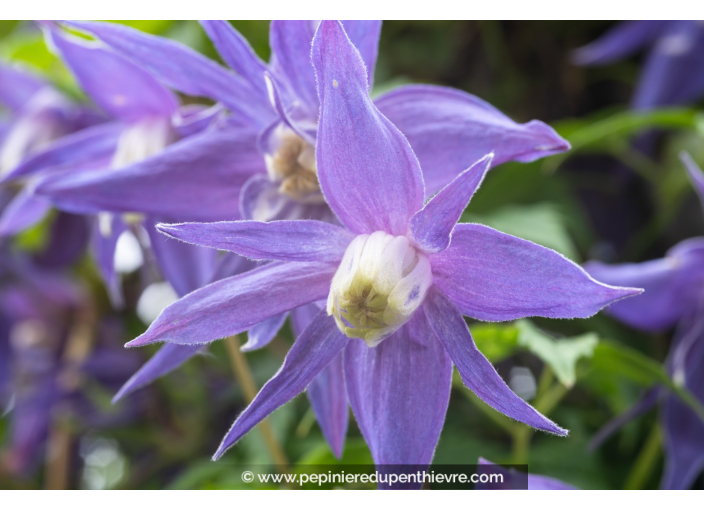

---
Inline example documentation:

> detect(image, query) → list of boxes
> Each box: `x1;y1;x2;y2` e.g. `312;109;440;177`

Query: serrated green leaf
515;320;598;388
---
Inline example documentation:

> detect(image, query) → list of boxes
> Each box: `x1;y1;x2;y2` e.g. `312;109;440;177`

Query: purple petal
145;218;218;297
307;350;348;458
291;302;321;337
63;20;273;127
409;154;492;253
241;312;289;352
239;173;336;223
127;261;336;347
199;21;268;91
340;21;382;88
269;21;321;121
112;343;203;403
632;21;704;109
477;459;578;490
157;219;352;263
572;21;667;65
45;27;179;123
35;127;262;222
374;85;570;195
0;62;47;113
682;151;704;211
661;314;704;489
430;223;642;321
0;187;52;237
344;311;452;466
214;312;348;459
2;122;121;182
424;285;567;435
312;20;424;235
583;239;704;331
91;214;126;307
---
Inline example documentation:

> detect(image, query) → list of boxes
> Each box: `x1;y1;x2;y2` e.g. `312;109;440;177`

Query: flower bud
327;231;433;347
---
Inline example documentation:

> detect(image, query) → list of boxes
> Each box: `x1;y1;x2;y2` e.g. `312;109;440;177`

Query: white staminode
264;126;324;203
0;89;69;176
111;117;174;169
327;231;433;347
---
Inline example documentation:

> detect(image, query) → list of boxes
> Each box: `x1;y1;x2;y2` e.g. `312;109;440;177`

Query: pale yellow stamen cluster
265;129;324;203
328;232;433;347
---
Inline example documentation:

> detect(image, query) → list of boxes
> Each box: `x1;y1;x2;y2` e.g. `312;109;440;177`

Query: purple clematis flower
0;61;102;236
476;458;578;490
574;21;704;110
127;22;639;475
584;152;704;490
29;20;572;454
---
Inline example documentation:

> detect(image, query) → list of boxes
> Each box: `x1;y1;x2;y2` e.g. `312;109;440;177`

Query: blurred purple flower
0;61;102;237
0;251;141;475
574;21;704;110
32;19;570;223
127;22;638;476
584;152;704;489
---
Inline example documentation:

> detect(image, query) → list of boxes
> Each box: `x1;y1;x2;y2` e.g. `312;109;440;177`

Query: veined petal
307;351;348;458
584;239;704;331
2;122;122;182
424;285;567;435
0;62;47;113
241;312;289;352
289;302;348;457
45;26;179;123
312;20;425;235
146;218;218;297
213;312;348;459
340;21;382;89
0;187;52;237
269;20;321;121
431;224;642;321
63;20;273;128
409;154;492;253
572;21;667;65
374;85;570;196
127;261;336;347
344;310;452;470
199;20;268;90
35;127;261;222
157;219;353;263
112;343;203;403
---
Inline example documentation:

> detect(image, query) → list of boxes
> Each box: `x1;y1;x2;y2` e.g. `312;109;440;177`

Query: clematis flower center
265;128;324;204
327;231;433;347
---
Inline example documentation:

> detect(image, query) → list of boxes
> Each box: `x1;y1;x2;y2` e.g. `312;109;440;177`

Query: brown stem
224;335;290;472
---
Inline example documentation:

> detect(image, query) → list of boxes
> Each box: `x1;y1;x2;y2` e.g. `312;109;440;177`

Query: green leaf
465;202;579;260
590;340;704;425
545;108;698;172
515;320;598;388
